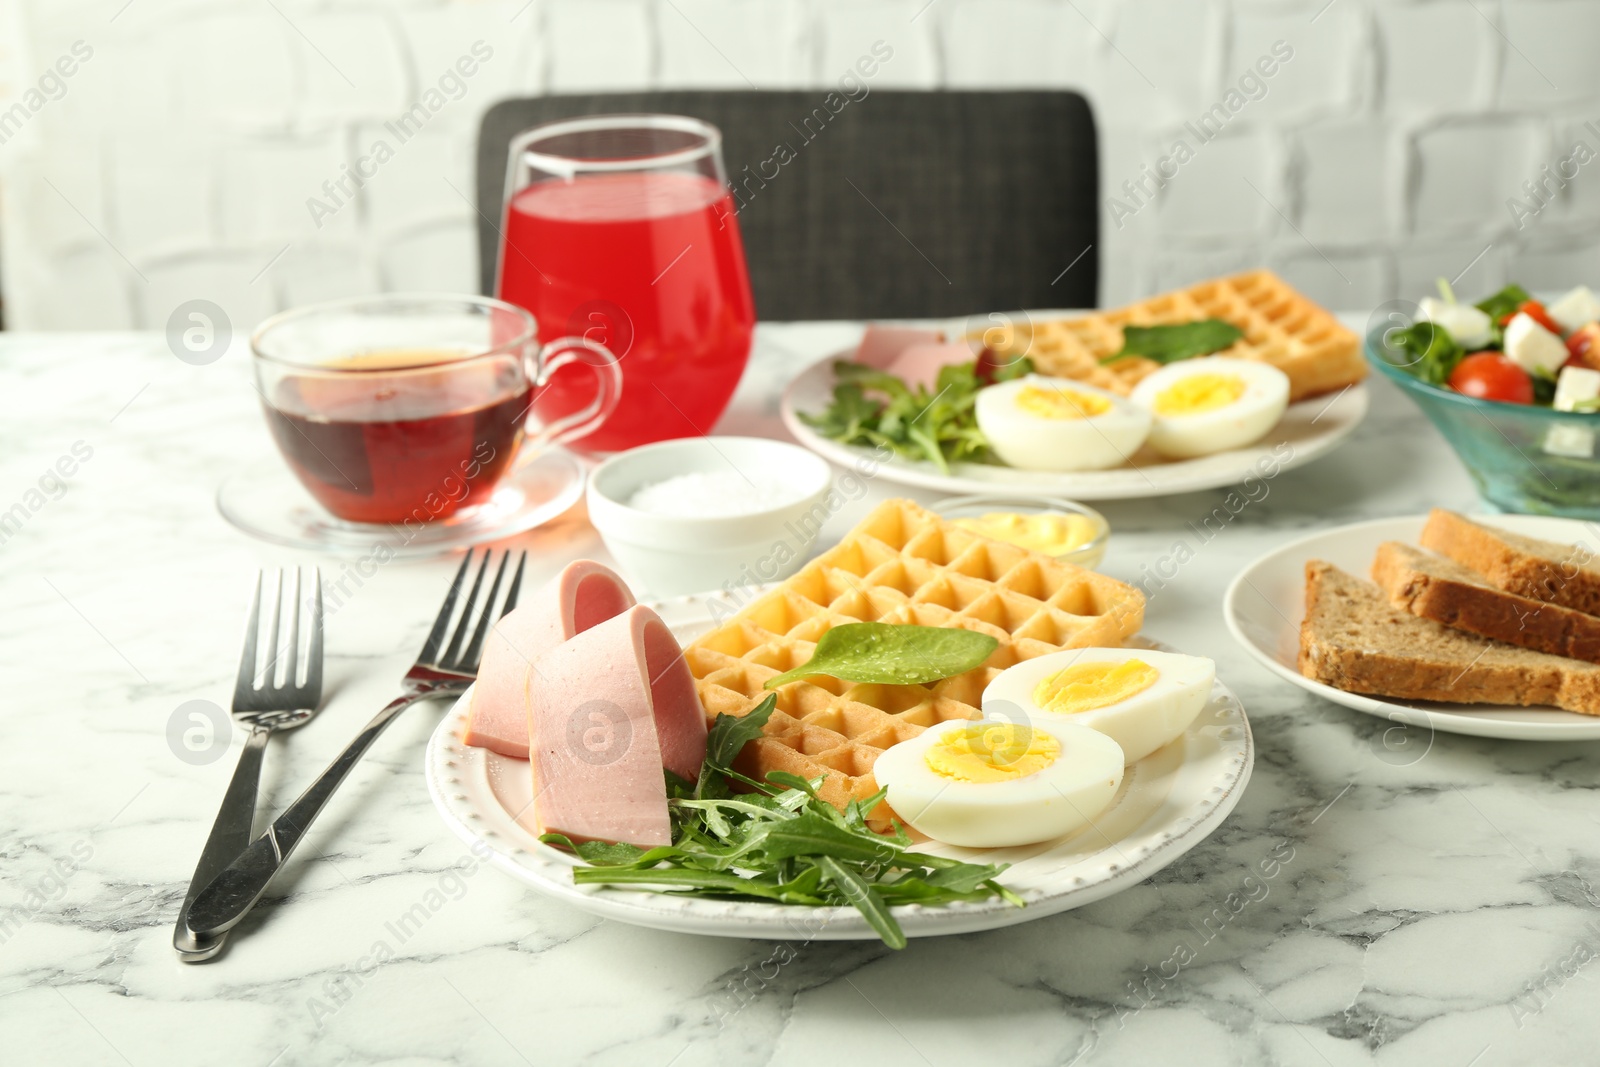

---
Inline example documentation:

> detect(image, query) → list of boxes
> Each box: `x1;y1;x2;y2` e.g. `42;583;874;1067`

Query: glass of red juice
497;114;756;454
250;294;620;526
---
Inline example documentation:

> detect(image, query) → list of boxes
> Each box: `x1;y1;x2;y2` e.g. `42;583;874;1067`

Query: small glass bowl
930;494;1110;569
1367;326;1600;517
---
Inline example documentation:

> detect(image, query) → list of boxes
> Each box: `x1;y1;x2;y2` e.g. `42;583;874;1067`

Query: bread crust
1372;542;1600;663
1421;509;1600;616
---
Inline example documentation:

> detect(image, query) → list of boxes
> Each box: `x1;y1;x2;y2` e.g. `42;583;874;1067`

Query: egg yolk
1015;385;1112;420
923;722;1061;783
1153;373;1246;415
1033;659;1159;714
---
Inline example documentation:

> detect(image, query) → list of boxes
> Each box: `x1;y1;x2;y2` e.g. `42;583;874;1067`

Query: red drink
499;171;755;453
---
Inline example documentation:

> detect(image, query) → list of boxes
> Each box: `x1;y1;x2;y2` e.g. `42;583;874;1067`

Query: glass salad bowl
1367;325;1600;518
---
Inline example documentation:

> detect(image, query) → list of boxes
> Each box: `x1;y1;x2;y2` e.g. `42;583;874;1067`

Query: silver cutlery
184;548;525;939
174;567;323;962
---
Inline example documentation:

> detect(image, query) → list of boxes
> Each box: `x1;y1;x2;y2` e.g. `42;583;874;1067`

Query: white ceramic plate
1224;513;1600;741
425;589;1255;941
778;355;1368;500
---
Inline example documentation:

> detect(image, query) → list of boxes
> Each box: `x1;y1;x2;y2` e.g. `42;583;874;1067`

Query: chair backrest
476;91;1099;321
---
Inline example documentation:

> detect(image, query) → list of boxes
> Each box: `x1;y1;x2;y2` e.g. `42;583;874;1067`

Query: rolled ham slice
462;560;634;759
853;323;943;370
528;605;706;847
885;341;977;390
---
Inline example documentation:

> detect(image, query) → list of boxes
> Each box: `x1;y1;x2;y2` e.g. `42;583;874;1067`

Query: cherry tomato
1448;352;1535;404
1567;323;1600;369
1499;300;1564;336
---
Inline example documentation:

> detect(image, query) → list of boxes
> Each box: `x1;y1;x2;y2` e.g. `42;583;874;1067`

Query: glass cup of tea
496;114;756;454
250;294;620;526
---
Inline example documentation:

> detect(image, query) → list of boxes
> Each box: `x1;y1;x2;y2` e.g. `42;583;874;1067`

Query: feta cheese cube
1504;312;1569;376
1548;286;1600;334
1553;364;1600;411
1544;424;1594;458
1420;297;1492;349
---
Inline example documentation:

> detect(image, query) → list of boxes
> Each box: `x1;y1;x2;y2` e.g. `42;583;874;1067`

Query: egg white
872;719;1125;848
976;375;1152;472
1128;357;1289;459
981;646;1214;764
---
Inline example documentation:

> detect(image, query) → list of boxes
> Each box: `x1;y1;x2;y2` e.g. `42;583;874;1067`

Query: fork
174;568;324;962
184;548;526;939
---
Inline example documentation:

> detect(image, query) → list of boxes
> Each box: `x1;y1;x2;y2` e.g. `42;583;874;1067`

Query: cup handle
522;336;622;455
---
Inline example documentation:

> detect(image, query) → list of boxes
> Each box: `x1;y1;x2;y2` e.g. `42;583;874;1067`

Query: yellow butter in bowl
954;511;1102;559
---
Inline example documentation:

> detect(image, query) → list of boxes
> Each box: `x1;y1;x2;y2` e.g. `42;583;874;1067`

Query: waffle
684;499;1145;827
983;270;1363;402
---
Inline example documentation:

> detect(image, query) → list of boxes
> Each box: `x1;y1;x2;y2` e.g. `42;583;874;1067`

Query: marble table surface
3;318;1597;1067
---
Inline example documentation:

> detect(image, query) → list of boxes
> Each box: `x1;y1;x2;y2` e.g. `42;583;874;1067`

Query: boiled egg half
872;719;1124;847
982;647;1214;765
976;375;1152;471
1128;358;1289;459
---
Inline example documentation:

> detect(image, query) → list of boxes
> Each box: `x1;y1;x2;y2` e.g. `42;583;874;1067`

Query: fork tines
235;567;323;711
420;550;527;676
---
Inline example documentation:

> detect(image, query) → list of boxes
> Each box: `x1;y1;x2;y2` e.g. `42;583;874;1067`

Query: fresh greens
798;357;1032;473
1474;283;1532;349
1474;283;1533;324
1103;319;1245;365
541;695;1022;949
764;622;998;690
1377;321;1464;386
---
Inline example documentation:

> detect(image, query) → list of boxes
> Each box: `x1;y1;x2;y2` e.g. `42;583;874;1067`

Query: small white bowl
586;436;834;597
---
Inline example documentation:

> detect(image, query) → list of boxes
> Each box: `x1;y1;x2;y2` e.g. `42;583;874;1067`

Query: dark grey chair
475;91;1099;321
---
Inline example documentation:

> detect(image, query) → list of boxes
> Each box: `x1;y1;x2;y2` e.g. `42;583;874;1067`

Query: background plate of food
780;271;1369;500
1225;510;1600;741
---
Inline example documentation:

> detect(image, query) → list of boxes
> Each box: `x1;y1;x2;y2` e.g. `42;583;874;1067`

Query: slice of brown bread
1422;509;1600;615
1372;541;1600;663
1298;560;1600;715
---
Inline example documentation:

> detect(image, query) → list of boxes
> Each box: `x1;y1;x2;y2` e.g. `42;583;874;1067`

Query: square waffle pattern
684;499;1145;824
986;270;1363;403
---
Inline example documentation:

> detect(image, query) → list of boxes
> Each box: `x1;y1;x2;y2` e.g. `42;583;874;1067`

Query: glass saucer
217;449;587;559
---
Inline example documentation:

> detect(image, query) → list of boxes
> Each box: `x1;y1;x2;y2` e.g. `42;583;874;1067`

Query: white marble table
4;319;1597;1067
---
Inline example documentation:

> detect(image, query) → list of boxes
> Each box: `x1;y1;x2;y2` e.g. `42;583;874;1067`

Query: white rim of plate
1223;512;1600;741
778;353;1369;500
424;588;1256;940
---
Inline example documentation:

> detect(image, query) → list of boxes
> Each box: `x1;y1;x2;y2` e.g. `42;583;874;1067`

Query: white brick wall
1;0;1597;331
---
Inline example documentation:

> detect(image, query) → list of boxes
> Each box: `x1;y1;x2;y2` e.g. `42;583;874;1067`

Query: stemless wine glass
250;294;619;526
496;114;756;454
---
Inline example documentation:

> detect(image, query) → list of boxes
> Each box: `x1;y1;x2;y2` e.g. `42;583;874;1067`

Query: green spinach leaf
1103;320;1245;365
762;622;998;690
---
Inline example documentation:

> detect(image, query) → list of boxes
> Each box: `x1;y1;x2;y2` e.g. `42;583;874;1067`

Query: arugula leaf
1475;283;1532;324
763;622;998;690
1103;320;1244;365
700;694;778;794
813;855;905;949
1375;321;1464;386
798;356;1034;472
538;835;651;867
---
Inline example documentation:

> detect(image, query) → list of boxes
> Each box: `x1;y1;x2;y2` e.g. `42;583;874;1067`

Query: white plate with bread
1224;510;1600;741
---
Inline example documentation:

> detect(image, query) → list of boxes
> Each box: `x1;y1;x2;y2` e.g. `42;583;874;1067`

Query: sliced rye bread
1421;509;1600;615
1372;541;1600;663
1298;560;1600;715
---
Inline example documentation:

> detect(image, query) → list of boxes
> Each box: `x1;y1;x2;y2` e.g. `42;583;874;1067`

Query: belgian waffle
985;270;1363;402
684;499;1144;826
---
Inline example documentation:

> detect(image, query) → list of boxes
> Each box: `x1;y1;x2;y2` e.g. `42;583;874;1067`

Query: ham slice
853;323;943;370
528;605;706;847
463;560;634;759
885;341;976;390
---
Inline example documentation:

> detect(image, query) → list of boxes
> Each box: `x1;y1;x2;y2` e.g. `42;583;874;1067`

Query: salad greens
1380;321;1463;386
763;622;998;690
1103;320;1244;365
798;356;1032;473
542;696;1022;949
